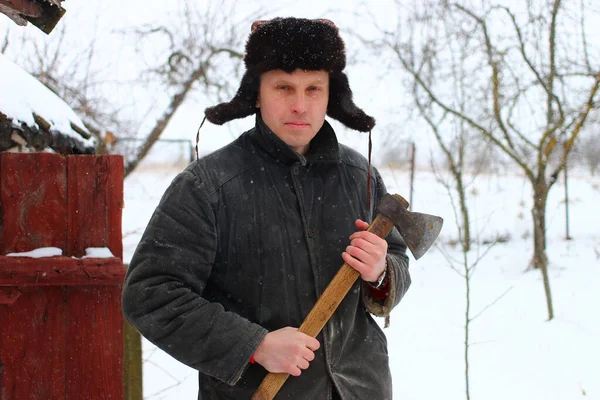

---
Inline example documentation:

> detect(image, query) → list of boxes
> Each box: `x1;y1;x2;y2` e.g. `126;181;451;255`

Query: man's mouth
286;121;310;128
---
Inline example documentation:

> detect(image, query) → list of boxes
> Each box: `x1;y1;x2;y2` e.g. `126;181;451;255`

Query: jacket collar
250;115;341;166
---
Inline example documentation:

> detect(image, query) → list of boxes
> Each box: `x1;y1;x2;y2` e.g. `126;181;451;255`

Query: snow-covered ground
123;155;600;400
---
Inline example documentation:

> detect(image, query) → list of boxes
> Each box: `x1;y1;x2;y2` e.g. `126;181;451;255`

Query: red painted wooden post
66;154;124;399
0;153;125;400
0;153;69;399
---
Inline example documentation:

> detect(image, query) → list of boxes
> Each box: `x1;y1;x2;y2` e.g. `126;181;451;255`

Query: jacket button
307;228;314;238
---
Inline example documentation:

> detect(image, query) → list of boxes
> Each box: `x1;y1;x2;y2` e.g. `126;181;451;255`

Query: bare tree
120;1;262;175
436;212;505;400
370;0;600;320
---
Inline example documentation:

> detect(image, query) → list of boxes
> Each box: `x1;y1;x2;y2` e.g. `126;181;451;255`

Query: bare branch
498;6;565;127
124;62;208;176
1;28;8;54
434;242;464;276
555;72;598;79
131;25;176;49
210;47;244;59
533;0;564;173
389;39;534;180
47;24;66;73
547;0;561;127
580;0;593;74
467;240;498;275
549;72;600;187
451;4;518;153
470;286;514;322
143;359;182;383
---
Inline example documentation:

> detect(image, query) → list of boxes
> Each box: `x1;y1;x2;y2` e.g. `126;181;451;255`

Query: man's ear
256;94;260;108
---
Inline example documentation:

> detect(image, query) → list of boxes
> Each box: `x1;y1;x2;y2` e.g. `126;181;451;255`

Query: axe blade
399;211;443;260
377;194;443;260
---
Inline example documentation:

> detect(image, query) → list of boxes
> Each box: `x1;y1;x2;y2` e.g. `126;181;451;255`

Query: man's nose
290;93;307;114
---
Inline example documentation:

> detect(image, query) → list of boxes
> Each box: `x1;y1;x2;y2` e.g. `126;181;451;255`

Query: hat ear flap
205;71;259;125
327;72;375;132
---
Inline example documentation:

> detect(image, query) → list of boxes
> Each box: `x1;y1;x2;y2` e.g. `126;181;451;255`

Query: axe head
377;194;443;260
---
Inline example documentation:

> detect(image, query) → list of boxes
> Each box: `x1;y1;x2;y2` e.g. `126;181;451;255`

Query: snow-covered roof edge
0;53;96;154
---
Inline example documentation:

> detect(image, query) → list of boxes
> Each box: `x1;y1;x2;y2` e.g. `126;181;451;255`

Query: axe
252;194;443;400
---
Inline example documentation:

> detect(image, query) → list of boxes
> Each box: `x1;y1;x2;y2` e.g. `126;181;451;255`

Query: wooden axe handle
252;213;396;400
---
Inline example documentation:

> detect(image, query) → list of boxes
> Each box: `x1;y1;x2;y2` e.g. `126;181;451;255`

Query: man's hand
253;327;320;376
342;219;388;282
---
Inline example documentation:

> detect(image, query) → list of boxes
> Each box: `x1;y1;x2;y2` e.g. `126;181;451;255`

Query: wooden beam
0;0;42;18
70;122;92;139
0;256;126;286
24;0;66;34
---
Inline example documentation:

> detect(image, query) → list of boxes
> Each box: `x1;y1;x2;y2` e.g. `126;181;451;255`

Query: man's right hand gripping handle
253;327;320;377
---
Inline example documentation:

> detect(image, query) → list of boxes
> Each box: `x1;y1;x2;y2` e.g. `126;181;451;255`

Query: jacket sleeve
122;169;267;386
363;168;411;318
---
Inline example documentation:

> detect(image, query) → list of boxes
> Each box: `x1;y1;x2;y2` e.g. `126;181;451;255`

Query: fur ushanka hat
204;17;375;132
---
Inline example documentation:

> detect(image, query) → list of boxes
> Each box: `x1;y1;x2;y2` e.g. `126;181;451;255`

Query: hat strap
366;130;373;212
195;116;207;160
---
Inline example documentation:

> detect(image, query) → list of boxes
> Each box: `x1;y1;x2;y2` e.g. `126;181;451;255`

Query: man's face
257;69;329;155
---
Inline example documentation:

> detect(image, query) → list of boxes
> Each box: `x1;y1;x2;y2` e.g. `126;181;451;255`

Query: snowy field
123;154;600;400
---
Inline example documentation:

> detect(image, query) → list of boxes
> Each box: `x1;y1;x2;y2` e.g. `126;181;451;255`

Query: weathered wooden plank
65;155;126;399
67;155;124;258
0;287;67;399
0;153;67;254
0;0;43;18
106;156;124;259
65;286;124;400
0;256;126;286
0;287;20;305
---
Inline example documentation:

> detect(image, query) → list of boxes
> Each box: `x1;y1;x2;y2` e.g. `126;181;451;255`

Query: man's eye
277;85;290;90
308;87;321;92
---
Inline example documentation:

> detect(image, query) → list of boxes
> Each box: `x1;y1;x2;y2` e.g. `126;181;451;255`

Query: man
122;17;410;399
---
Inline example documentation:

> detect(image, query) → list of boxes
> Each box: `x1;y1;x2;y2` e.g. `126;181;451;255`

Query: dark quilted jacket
122;116;411;399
